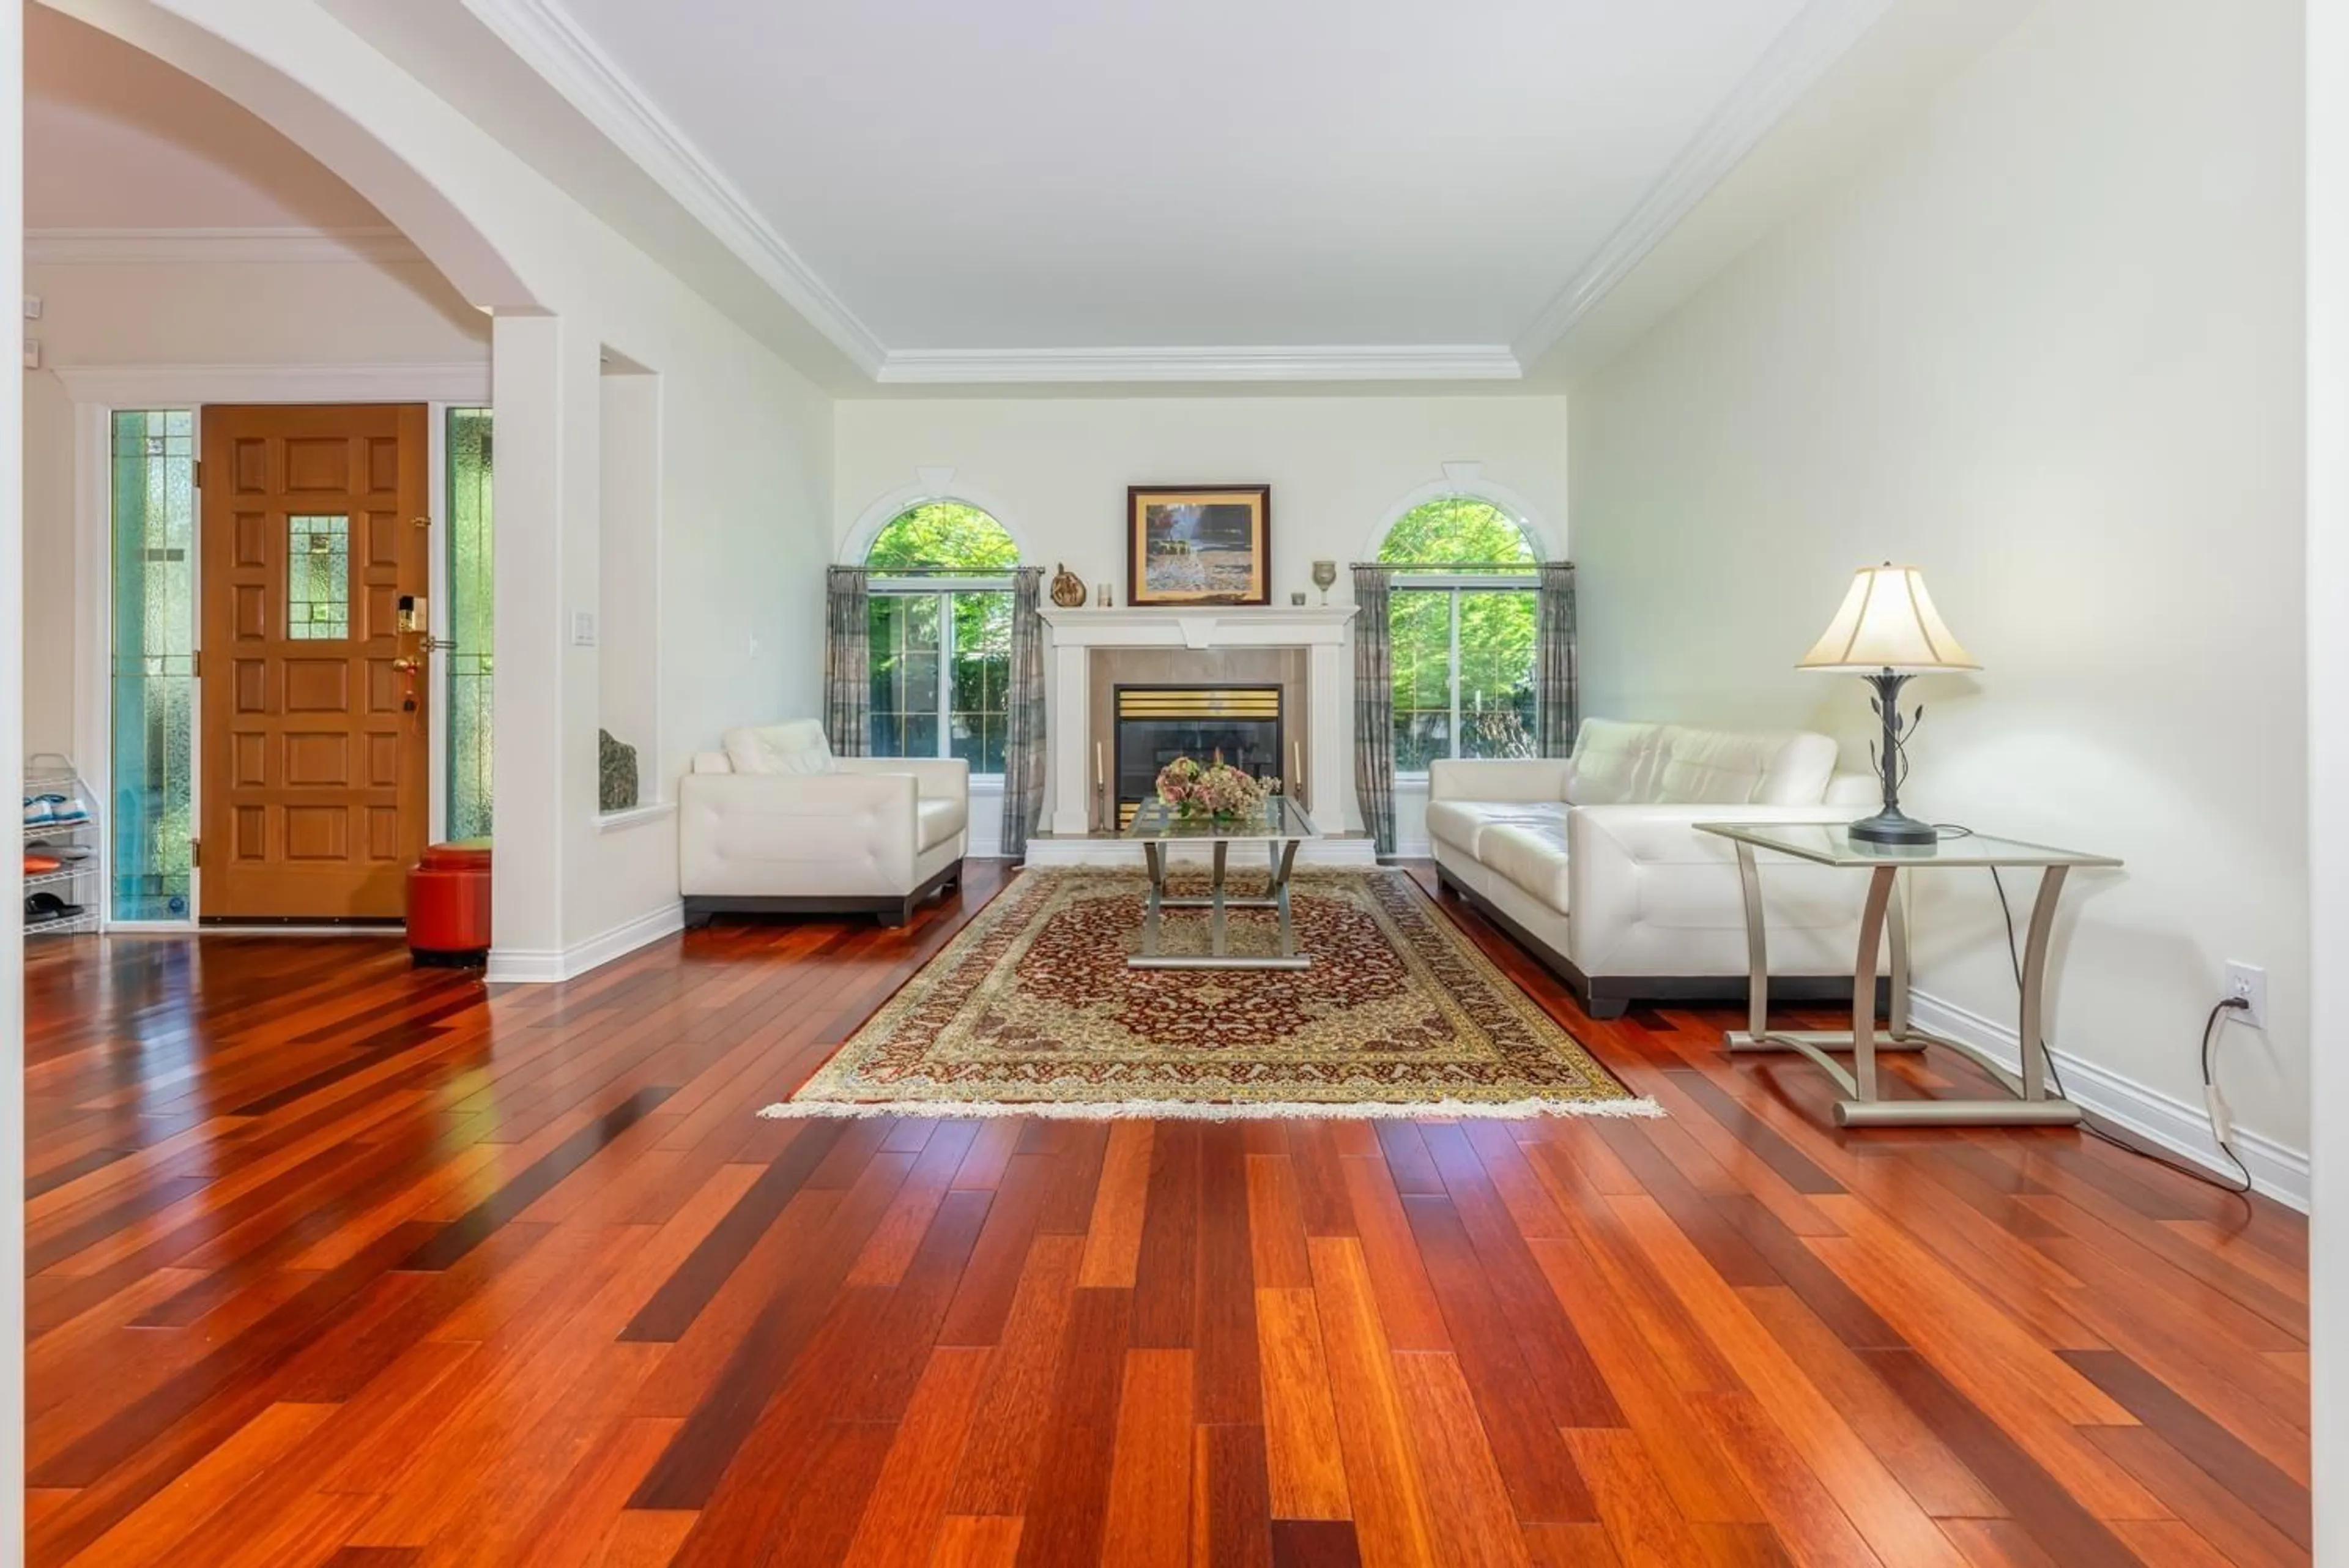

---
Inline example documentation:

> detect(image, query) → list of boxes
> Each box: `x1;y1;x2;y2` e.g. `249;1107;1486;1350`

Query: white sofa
680;726;969;927
1428;718;1882;1018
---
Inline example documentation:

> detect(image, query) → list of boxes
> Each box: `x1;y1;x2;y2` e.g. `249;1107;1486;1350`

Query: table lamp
1797;563;1979;845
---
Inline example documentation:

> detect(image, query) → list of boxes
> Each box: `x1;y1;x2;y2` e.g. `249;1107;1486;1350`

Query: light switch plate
571;610;597;647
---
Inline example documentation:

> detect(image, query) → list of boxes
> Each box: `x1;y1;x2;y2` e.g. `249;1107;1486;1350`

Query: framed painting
1126;485;1272;606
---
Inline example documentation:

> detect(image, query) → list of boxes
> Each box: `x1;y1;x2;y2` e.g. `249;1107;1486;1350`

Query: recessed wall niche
598;347;661;808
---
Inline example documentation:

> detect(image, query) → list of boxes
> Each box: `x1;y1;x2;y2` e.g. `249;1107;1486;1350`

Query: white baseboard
1022;836;1381;869
1906;989;2309;1211
486;899;684;984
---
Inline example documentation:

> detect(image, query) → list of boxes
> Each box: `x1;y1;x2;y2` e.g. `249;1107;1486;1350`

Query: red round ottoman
408;839;492;967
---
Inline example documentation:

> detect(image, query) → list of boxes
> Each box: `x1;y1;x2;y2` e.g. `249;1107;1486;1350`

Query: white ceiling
471;0;1892;381
25;6;388;232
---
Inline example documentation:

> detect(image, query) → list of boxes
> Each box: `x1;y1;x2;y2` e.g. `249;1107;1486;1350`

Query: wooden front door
199;404;431;920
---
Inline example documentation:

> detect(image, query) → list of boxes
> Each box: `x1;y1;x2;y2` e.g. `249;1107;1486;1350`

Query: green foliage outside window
866;503;1018;774
865;503;1019;571
1379;499;1538;771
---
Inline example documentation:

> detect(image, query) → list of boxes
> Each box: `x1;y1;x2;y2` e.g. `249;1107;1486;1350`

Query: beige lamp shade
1797;563;1980;673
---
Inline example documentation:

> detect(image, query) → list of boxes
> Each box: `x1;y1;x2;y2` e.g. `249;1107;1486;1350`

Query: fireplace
1112;685;1283;828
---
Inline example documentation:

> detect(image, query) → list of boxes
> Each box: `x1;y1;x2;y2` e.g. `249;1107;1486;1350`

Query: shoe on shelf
29;790;90;827
26;891;84;925
24;855;62;876
23;797;53;827
26;841;91;860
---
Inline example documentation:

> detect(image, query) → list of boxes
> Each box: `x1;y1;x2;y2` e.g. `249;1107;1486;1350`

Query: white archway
49;0;543;311
1365;472;1560;562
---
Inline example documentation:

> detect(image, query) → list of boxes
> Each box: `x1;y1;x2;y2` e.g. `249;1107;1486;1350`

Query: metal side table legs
1724;843;2085;1128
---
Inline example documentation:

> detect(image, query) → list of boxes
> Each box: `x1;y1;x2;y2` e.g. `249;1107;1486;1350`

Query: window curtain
823;567;870;757
1000;566;1047;860
1535;560;1579;758
1351;564;1396;856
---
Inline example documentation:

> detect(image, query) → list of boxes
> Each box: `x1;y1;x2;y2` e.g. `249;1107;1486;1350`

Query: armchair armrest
1427;758;1572;803
834;756;971;804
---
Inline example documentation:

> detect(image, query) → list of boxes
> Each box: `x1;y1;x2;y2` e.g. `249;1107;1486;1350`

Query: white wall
1570;0;2309;1187
21;255;491;757
2304;0;2345;1538
835;393;1570;845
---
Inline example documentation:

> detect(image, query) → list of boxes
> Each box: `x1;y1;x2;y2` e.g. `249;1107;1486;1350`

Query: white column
1;0;26;1541
486;314;566;975
1307;640;1351;832
1048;630;1092;836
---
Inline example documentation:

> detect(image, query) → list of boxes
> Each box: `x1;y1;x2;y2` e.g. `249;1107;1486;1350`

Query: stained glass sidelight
109;411;197;921
445;408;495;840
286;516;351;639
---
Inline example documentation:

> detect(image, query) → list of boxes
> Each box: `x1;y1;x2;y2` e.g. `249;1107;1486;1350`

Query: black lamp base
1847;806;1937;847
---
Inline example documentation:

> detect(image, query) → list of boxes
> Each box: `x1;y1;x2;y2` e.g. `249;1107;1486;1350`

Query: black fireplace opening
1112;684;1283;828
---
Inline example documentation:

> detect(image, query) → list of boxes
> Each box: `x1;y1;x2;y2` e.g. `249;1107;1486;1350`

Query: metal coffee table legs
1725;845;2083;1127
1130;839;1309;971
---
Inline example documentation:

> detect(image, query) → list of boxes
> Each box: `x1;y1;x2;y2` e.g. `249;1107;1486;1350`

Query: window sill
971;775;1005;794
596;800;677;834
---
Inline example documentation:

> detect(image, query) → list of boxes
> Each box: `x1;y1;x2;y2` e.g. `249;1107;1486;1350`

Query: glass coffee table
1126;795;1319;970
1696;822;2121;1128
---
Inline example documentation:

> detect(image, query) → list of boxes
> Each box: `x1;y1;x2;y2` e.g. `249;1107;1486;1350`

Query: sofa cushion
1650;726;1837;806
1479;821;1572;915
724;719;836;776
1562;719;1661;805
917;795;968;852
1426;799;1567;856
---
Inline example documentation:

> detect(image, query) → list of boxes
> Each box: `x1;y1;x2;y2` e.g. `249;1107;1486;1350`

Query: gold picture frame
1126;485;1272;606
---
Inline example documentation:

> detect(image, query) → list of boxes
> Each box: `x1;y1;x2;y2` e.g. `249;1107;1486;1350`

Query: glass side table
1694;822;2122;1128
1124;795;1319;970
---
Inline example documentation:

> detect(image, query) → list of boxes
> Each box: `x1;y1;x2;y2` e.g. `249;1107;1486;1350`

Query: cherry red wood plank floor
21;861;2310;1566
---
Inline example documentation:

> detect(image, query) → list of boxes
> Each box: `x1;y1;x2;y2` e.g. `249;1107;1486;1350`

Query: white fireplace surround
1034;604;1371;864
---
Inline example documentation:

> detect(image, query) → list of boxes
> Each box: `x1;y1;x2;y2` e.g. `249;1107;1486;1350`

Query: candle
1292;740;1303;795
1094;741;1104;788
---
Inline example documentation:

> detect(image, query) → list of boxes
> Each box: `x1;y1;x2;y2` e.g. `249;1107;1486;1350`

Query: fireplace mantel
1039;604;1360;850
1039;604;1357;650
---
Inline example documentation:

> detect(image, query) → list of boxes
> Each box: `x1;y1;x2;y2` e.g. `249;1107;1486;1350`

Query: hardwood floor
21;861;2310;1566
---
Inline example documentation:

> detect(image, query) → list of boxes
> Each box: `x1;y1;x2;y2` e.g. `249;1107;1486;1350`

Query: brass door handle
392;657;422;674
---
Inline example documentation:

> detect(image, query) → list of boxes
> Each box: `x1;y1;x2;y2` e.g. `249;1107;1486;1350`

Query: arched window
863;503;1020;775
1378;497;1540;772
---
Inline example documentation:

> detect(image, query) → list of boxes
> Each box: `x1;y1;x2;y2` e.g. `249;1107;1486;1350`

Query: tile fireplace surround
1031;605;1373;866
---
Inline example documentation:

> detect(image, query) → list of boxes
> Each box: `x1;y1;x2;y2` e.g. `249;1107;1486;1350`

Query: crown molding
1510;0;1896;368
25;226;425;266
461;0;888;377
874;344;1523;386
50;360;491;405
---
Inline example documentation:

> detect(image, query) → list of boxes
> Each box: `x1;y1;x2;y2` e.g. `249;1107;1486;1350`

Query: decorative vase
1049;565;1087;608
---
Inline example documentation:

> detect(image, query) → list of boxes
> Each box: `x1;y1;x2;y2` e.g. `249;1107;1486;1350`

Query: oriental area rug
762;868;1657;1120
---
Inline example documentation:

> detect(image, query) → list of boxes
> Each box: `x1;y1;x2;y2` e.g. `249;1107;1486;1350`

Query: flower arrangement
1154;755;1268;823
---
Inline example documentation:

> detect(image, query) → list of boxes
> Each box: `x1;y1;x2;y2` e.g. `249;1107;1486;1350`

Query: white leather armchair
680;750;969;927
1429;720;1880;1017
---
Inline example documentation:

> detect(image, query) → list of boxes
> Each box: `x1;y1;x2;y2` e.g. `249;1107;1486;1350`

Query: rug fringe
759;1095;1664;1122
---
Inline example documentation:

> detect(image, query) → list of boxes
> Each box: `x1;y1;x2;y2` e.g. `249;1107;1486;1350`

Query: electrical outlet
2224;961;2268;1030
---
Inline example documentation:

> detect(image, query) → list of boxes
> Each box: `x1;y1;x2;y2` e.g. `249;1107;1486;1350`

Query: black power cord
1981;863;2255;1204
